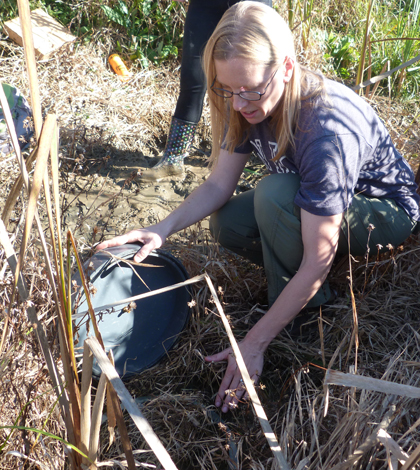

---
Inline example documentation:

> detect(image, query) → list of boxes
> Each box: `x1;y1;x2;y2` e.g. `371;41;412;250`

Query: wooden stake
16;0;43;139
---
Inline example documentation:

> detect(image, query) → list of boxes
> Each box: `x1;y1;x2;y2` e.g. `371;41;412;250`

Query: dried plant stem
86;337;179;470
106;376;117;451
65;234;79;385
80;342;94;465
0;219;77;468
12;114;56;287
89;372;107;469
1;146;38;228
203;273;291;470
16;0;43;137
76;273;206;317
325;369;420;398
353;53;420;91
377;429;409;464
1;114;56;355
0;85;81;466
400;441;420;470
355;0;375;91
69;231;105;348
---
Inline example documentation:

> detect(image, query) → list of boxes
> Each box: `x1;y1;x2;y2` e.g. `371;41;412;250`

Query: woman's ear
283;56;295;83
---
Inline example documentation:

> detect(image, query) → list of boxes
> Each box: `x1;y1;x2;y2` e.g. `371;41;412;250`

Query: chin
242;111;262;122
248;114;266;124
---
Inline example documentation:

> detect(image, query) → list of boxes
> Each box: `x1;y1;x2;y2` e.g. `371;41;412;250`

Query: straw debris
1;28;420;470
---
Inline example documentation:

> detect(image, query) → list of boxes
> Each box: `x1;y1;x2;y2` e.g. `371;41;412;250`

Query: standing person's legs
210;173;417;308
175;0;272;121
144;0;272;180
175;0;273;123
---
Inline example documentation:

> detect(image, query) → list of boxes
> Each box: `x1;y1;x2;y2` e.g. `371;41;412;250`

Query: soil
60;151;212;248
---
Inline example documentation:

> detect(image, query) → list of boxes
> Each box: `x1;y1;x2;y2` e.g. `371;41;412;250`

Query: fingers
133;241;158;263
95;229;164;263
242;374;260;401
204;348;233;408
221;376;245;413
95;233;132;251
221;372;261;412
215;352;243;413
204;348;232;363
216;357;236;410
208;345;263;413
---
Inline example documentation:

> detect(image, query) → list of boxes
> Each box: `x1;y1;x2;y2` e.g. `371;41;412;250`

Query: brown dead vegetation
0;27;420;470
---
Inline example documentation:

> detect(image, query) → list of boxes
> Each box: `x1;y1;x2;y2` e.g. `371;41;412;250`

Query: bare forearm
244;264;329;351
244;210;343;351
157;178;234;238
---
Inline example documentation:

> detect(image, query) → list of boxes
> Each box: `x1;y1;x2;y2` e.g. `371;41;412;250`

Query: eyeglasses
210;68;278;101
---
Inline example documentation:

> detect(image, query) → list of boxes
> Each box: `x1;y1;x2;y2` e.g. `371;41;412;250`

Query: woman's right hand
95;227;165;263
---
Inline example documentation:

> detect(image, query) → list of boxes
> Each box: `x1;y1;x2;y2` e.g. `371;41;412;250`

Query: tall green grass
368;0;420;97
324;0;420;98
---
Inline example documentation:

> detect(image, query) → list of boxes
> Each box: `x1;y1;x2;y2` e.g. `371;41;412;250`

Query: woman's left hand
205;340;264;413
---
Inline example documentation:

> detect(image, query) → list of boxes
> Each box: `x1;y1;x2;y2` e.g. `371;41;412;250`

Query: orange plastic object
108;54;130;81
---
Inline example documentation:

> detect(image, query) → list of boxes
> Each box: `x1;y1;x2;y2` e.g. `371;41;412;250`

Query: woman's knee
209;209;224;241
338;195;416;256
209;190;259;248
254;173;301;220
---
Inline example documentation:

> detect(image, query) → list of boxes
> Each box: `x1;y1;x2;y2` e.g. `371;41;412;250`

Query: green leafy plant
324;31;359;79
100;0;183;66
42;0;98;38
356;0;420;98
101;0;131;29
383;0;420;97
0;0;18;24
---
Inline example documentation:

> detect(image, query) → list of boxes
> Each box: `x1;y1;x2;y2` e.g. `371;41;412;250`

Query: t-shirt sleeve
294;133;370;216
221;132;254;154
232;139;253;154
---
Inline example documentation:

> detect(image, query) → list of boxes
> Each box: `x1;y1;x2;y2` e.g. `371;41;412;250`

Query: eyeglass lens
212;89;262;100
211;68;278;101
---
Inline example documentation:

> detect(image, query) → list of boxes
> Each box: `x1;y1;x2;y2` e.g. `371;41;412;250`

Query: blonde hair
202;1;323;164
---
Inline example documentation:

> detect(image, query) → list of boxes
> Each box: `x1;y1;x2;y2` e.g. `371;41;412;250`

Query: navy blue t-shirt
233;77;420;221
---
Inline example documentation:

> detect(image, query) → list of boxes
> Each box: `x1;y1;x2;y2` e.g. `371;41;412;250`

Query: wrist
153;220;172;240
243;329;273;354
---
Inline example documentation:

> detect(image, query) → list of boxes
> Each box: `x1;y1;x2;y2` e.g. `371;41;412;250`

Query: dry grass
1;28;420;470
0;247;66;469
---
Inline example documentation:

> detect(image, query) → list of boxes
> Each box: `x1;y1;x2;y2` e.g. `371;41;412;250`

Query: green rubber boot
141;117;197;182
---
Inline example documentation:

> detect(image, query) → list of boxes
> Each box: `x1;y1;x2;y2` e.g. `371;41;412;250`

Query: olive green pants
210;173;418;307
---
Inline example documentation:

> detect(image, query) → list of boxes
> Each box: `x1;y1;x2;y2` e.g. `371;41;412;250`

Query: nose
232;94;248;111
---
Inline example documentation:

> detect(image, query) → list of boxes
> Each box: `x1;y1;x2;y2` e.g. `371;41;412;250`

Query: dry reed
0;26;420;470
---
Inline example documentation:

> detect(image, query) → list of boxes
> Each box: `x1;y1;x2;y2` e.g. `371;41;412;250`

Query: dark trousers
210;173;418;307
175;0;272;123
